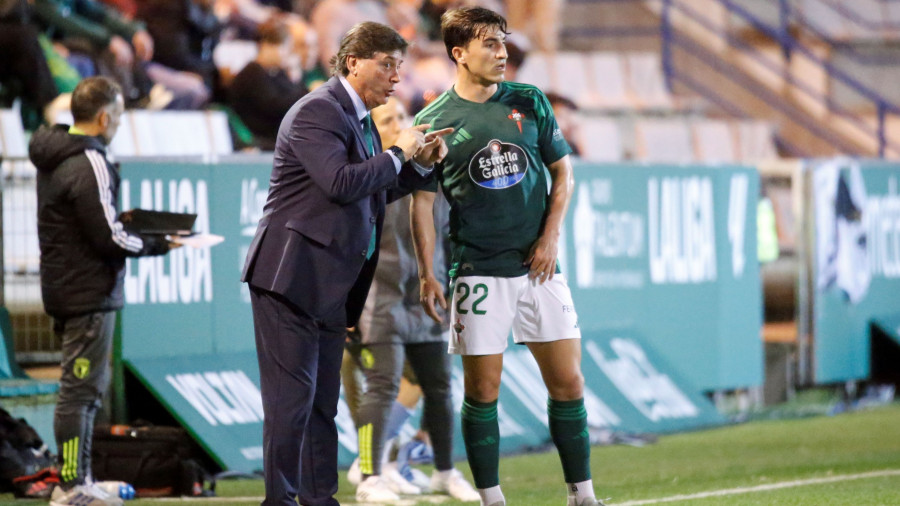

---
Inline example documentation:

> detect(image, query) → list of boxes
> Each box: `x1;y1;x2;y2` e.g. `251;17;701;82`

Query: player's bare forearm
527;156;574;283
411;190;447;322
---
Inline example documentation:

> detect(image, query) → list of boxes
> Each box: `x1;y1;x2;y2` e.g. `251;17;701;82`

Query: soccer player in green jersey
410;7;604;506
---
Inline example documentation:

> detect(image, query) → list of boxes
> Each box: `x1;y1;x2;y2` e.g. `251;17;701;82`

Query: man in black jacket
29;76;173;506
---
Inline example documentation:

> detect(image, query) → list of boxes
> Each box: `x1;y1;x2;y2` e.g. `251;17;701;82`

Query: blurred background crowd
0;0;561;152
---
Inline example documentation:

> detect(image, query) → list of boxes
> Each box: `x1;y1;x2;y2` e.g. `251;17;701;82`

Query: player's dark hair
440;6;509;63
331;21;409;77
71;76;122;123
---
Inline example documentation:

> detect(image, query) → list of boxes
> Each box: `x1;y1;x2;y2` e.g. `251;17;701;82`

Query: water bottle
96;481;136;500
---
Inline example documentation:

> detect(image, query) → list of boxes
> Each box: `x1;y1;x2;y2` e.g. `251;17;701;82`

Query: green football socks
461;396;500;489
548;397;592;484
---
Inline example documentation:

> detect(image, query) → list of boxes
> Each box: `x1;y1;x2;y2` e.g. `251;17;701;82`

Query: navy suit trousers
250;287;345;506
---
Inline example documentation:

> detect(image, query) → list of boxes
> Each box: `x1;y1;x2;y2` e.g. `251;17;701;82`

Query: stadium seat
129;109;162;156
625;52;674;110
0;109;33;178
551;52;592;107
736;120;779;161
798;0;850;40
585;52;631;110
635;117;694;163
206;110;234;155
580;116;624;162
516;51;553;92
109;111;138;157
693;119;738;164
2;181;40;275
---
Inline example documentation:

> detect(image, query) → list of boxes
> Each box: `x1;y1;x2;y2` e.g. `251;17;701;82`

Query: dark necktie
361;114;375;157
362;113;377;259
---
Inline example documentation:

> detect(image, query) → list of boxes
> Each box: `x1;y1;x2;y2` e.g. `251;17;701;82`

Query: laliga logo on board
469;139;529;189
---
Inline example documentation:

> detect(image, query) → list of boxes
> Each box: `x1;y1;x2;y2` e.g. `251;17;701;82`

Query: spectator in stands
228;16;308;151
289;17;328;90
139;0;223;107
29;76;175;506
0;0;60;128
30;0;156;107
546;92;585;157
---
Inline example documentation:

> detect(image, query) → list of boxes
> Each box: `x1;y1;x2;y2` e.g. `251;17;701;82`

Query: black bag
91;424;215;497
0;407;56;498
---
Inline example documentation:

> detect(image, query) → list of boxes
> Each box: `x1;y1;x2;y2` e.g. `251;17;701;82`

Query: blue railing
805;0;900;32
710;0;900;156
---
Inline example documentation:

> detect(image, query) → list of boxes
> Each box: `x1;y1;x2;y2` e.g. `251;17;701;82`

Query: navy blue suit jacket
241;77;430;326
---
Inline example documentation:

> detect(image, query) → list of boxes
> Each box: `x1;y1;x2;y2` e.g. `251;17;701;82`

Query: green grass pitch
6;403;899;505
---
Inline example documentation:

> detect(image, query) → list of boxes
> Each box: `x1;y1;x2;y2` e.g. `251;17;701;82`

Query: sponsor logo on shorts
468;139;528;189
453;317;466;336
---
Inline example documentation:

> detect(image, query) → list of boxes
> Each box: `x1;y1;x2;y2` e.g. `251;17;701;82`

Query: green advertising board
124;331;722;473
810;159;900;383
118;159;755;471
565;163;762;391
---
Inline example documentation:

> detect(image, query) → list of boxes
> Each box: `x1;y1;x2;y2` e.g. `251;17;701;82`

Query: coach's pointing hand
414;127;454;167
394;123;432;160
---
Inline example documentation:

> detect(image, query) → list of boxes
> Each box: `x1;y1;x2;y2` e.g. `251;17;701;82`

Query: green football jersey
415;81;572;278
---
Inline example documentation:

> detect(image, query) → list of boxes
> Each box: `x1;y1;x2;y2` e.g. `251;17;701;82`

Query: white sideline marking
141;470;900;503
615;469;900;505
147;494;451;504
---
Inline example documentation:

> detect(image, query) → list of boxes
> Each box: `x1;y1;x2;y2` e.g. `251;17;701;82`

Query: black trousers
250;287;344;506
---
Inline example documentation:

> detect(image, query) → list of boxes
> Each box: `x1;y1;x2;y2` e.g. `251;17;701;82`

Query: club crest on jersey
508;109;524;133
468;139;529;189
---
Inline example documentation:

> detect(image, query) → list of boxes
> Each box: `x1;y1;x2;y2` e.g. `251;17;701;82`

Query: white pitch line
136;470;900;504
614;469;900;505
145;494;452;504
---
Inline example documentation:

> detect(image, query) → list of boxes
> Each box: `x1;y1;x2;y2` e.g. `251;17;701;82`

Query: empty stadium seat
206;110;234;155
736;120;779;161
635;118;694;163
551;52;593;107
580;116;624;162
585;52;631;110
625;53;674;110
798;0;851;40
516;51;553;92
2;181;40;275
693;119;738;163
0;109;33;178
104;111;137;157
128;109;162;155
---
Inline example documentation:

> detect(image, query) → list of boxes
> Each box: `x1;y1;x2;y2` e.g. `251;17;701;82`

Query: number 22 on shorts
455;281;488;315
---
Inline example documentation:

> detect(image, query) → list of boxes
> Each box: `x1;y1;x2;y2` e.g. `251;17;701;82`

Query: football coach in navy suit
241;21;453;506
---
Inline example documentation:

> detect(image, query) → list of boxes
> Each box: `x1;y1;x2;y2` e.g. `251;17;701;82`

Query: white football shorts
447;274;581;355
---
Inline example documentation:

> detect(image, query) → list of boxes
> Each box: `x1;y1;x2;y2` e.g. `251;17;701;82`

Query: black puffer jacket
29;124;168;318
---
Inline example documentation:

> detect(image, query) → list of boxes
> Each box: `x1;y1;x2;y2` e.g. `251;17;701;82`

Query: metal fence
1;157;57;363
